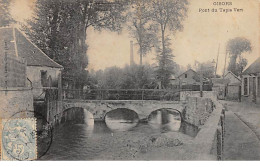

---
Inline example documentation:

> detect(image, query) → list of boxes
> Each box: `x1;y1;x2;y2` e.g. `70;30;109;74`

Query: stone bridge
62;100;185;120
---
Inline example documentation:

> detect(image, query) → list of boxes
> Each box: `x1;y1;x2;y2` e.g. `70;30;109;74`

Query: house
224;71;241;85
0;27;63;100
241;57;260;104
171;69;210;90
0;27;34;118
211;72;241;101
224;71;241;101
178;69;201;86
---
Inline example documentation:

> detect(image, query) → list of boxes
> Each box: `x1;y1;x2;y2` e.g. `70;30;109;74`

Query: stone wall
180;91;217;101
0;27;27;88
189;100;225;160
182;96;214;127
0;88;34;118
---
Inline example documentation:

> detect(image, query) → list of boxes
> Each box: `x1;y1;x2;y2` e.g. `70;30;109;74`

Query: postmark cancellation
1;118;37;161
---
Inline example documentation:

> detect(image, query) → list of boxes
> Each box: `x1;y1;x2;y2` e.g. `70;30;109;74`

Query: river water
40;108;199;160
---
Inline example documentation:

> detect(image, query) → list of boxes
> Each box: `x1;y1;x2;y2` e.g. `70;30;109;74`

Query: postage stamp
1;118;37;161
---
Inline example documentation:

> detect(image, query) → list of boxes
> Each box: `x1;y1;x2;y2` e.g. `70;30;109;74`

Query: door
253;77;256;103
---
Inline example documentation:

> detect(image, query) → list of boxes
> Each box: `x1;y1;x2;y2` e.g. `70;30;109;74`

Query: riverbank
40;96;221;160
39;121;198;160
94;124;194;160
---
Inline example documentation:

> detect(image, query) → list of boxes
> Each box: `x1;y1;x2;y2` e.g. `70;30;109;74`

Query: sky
10;0;259;75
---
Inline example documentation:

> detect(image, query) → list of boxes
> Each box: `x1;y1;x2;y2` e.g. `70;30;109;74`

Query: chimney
130;41;134;66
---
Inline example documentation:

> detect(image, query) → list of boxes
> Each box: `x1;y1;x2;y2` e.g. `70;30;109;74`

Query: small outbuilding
241;57;260;104
224;71;241;101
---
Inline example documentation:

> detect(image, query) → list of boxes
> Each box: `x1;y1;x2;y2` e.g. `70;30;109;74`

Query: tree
128;0;157;65
0;0;15;27
91;64;156;89
23;0;128;89
150;0;189;88
226;37;252;76
103;66;124;89
196;61;215;79
120;64;155;89
154;37;175;88
236;57;248;76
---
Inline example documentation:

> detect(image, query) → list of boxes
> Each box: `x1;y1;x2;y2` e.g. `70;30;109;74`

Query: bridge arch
147;108;183;131
104;108;139;120
62;103;94;113
62;101;184;122
61;107;84;124
145;108;182;121
61;107;94;125
62;102;118;120
150;108;182;117
104;108;139;131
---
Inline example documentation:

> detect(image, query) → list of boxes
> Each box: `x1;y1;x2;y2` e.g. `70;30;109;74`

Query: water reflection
105;108;139;131
40;108;199;160
61;108;198;136
148;109;182;132
83;109;94;135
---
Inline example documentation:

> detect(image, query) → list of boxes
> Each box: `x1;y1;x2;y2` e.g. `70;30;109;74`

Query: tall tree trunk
140;47;143;66
48;4;60;60
161;28;166;87
228;55;237;75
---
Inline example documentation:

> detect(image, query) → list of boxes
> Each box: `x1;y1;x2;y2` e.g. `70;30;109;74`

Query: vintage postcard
0;0;260;161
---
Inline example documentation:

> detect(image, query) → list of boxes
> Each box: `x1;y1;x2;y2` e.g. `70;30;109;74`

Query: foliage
235;57;248;76
226;37;252;75
0;0;15;27
226;37;252;57
150;0;189;88
154;36;175;87
121;64;155;89
89;64;156;89
23;0;128;89
196;61;215;79
127;0;157;65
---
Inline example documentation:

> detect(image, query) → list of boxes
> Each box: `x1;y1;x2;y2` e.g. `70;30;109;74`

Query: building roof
178;69;198;77
178;69;207;82
242;57;260;75
0;27;63;69
224;71;241;82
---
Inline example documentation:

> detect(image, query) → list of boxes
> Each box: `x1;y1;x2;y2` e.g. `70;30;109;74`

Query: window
244;77;248;95
185;74;188;78
258;77;260;96
41;70;47;87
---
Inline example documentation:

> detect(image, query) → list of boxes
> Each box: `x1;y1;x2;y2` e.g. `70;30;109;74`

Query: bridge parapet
63;89;181;101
